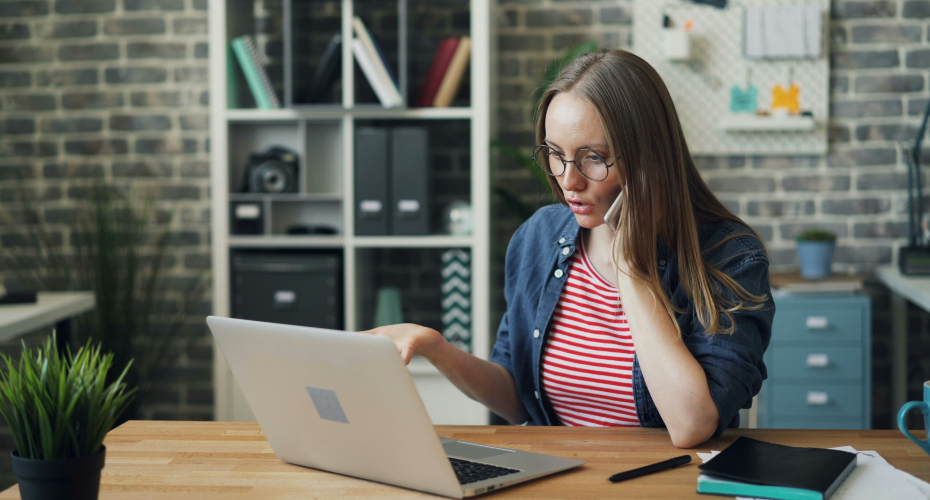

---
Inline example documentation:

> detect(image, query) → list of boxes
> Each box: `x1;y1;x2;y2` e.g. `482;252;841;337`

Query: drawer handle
806;354;829;368
805;316;829;329
806;391;829;405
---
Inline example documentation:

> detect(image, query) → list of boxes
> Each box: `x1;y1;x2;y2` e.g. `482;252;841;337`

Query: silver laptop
207;316;584;498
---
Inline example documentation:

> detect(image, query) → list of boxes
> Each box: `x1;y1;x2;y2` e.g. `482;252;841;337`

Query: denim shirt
489;204;774;436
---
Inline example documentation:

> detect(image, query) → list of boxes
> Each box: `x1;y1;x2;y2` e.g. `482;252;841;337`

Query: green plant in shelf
0;334;136;460
796;228;837;242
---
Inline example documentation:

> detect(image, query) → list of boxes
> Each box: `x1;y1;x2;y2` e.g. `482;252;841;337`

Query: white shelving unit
209;0;493;424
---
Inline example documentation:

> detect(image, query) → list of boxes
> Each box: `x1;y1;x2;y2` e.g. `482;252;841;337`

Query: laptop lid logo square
305;386;349;423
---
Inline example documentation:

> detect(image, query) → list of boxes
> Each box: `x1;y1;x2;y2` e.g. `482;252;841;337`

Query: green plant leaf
0;335;135;459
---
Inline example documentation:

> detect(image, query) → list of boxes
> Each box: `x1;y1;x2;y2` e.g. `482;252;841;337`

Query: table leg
54;317;72;355
891;293;908;413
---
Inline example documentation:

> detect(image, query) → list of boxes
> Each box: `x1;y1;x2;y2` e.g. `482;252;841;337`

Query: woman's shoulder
697;218;769;269
510;203;575;247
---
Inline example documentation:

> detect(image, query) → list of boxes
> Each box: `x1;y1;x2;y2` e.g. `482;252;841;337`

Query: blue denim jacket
490;204;774;436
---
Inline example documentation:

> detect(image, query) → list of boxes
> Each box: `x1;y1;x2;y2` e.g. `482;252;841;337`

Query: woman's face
544;92;624;230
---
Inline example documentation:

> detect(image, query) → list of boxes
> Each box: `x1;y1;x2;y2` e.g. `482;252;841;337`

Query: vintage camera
242;146;299;193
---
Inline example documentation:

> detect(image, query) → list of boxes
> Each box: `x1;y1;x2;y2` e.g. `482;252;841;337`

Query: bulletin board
632;0;830;156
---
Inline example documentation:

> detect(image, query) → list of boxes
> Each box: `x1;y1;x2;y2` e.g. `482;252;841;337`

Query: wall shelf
718;115;817;132
226;107;474;122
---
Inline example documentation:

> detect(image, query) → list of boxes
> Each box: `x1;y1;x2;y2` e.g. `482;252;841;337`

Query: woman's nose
559;161;587;192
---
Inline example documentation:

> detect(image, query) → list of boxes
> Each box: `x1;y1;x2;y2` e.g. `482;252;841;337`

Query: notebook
697;437;857;500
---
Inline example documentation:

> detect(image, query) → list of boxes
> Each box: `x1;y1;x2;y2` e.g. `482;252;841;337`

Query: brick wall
0;0;213;487
491;0;930;430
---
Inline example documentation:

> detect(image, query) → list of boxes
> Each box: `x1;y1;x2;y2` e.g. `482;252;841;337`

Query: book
432;36;471;108
226;44;241;109
230;35;281;109
297;32;342;104
697;437;857;500
769;272;863;294
352;38;399;108
352;16;402;106
414;37;459;107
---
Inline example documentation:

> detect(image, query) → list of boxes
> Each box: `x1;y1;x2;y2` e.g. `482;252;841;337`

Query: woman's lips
567;198;593;215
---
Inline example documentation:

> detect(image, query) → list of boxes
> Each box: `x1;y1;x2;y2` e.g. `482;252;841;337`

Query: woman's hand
360;323;445;364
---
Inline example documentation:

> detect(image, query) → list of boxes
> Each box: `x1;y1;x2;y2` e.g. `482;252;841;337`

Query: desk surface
877;265;930;311
1;421;926;499
0;291;94;342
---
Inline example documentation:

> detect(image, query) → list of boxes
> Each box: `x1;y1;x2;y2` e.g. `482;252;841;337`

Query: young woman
366;50;774;449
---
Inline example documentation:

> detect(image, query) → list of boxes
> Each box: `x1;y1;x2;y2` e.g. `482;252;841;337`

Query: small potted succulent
0;335;135;500
796;228;837;279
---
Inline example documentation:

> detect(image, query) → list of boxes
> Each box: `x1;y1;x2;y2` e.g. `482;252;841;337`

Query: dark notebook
697;437;856;500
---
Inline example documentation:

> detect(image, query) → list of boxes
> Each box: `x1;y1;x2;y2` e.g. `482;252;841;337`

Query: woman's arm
364;324;529;425
615;272;720;449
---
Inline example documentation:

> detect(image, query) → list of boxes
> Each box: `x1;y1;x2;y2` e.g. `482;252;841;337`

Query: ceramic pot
797;241;835;279
11;446;105;500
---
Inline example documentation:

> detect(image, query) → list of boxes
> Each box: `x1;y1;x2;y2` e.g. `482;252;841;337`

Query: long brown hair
534;49;767;336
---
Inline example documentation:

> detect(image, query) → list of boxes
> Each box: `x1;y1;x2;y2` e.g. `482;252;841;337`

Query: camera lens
260;163;288;192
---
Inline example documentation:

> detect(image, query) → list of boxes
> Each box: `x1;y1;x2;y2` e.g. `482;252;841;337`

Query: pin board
632;0;830;156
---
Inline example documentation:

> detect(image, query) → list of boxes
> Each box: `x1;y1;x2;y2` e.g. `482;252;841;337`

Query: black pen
608;455;692;483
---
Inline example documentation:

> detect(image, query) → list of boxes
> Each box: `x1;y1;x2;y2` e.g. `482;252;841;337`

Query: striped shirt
540;239;639;427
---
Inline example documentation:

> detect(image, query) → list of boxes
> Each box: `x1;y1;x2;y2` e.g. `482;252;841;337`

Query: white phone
604;190;623;233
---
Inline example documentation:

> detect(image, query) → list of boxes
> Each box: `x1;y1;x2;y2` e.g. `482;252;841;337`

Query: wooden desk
2;421;927;499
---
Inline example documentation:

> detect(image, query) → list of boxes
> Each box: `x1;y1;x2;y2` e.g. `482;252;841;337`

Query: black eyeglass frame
531;145;621;182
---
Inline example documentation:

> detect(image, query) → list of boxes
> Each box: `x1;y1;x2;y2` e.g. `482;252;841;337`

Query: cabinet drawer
771;308;864;343
769;417;864;430
771;384;863;419
770;347;863;381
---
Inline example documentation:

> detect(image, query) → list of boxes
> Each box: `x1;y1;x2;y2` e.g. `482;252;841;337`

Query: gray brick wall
491;0;930;429
0;0;212;486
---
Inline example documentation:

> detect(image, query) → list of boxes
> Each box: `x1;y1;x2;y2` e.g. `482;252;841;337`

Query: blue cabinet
757;293;871;429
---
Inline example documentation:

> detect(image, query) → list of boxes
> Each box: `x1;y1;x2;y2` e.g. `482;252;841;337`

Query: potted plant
0;335;135;500
796;228;837;279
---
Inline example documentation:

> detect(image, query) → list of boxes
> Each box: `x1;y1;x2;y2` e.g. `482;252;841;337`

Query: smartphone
604;190;623;233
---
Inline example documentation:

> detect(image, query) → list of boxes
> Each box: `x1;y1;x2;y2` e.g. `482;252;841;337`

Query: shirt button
562;247;570;256
659;259;667;266
558;238;566;244
554;269;564;278
534;391;540;400
533;329;540;339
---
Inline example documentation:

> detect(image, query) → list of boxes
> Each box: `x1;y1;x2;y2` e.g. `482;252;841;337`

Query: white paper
744;7;764;58
804;5;823;57
763;6;806;58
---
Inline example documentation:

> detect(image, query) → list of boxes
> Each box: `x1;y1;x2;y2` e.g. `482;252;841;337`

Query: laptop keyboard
449;457;520;485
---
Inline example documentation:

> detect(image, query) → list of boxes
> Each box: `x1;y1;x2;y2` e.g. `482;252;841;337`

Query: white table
0;291;95;347
876;266;930;413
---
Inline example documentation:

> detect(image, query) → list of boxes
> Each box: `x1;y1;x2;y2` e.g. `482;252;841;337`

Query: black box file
231;250;343;329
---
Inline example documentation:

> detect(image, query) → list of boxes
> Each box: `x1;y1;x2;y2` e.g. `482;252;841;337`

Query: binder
352;39;400;108
354;127;390;235
230;35;281;109
433;36;471;108
297;32;341;104
391;127;429;235
352;17;402;106
414;37;459;107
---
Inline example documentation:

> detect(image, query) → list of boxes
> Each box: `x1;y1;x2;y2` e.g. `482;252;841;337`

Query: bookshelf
209;0;494;424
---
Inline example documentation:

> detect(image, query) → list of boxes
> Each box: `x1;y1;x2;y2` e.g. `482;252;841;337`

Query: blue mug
898;380;930;455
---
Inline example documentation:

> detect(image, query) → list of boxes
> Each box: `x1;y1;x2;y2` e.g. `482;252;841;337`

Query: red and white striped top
541;239;639;427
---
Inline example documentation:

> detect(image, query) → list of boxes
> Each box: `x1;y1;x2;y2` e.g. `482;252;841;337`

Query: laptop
207;316;584;498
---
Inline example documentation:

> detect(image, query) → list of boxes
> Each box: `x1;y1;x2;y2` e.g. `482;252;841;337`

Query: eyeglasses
532;145;617;182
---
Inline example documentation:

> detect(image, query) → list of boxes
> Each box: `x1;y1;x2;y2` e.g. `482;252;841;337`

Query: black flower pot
11;446;105;500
